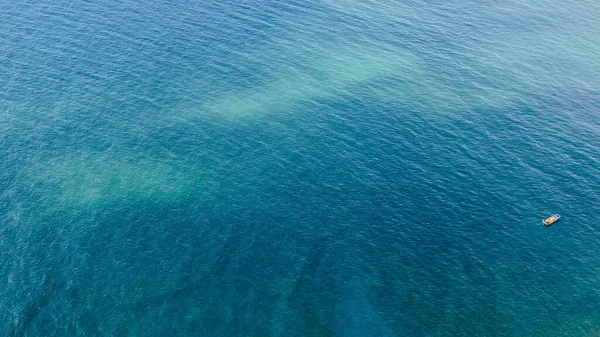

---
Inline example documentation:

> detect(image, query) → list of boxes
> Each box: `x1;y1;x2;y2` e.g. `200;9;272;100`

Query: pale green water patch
323;0;600;115
26;153;219;211
180;45;418;120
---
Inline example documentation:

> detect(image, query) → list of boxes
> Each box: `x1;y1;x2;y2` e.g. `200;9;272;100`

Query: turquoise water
2;0;600;335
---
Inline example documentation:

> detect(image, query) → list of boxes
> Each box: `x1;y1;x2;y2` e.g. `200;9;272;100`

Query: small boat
543;214;561;226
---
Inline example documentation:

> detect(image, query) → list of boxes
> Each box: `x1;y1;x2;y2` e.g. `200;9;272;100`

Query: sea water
1;0;600;335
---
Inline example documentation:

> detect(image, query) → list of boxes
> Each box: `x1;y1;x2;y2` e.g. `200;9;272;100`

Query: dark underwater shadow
9;270;64;337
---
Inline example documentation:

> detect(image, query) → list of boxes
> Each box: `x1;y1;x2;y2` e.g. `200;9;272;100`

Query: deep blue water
1;0;600;336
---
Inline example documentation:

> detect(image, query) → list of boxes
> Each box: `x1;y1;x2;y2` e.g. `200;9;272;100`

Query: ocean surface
1;0;600;336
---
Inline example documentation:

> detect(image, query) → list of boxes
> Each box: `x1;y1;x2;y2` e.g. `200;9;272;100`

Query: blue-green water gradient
1;0;600;335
